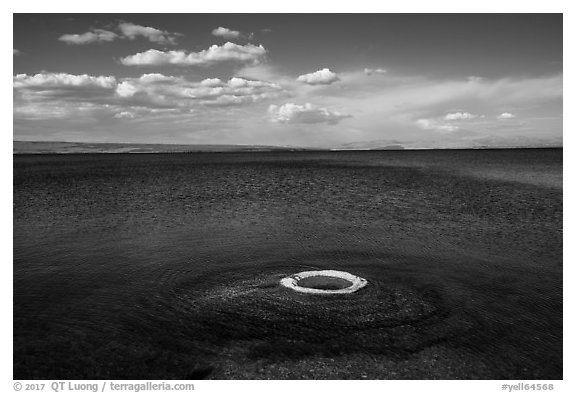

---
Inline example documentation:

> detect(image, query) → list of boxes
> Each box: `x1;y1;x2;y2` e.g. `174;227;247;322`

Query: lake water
13;149;563;379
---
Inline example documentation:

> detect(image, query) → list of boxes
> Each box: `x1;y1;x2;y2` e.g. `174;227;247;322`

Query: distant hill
334;136;562;151
14;138;562;154
13;141;309;154
334;140;406;151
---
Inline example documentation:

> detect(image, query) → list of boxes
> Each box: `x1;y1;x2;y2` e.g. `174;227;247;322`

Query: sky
13;13;563;148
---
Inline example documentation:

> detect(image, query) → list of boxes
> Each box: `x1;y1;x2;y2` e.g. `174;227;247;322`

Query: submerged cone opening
280;270;367;295
297;276;353;290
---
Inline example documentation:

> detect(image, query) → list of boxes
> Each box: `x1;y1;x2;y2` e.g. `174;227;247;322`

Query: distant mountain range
13;141;309;154
332;141;406;151
333;136;563;151
14;137;562;154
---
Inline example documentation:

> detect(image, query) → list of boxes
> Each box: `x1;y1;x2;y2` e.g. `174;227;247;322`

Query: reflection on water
13;149;562;379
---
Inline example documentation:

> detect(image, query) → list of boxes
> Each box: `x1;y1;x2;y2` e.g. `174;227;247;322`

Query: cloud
498;112;516;119
120;42;267;67
212;27;242;40
364;68;387;76
13;49;21;56
14;71;285;121
13;73;286;127
268;103;351;125
13;67;562;148
415;112;483;134
297;68;340;85
174;77;284;104
118;22;178;45
13;74;118;116
444;112;479;120
113;75;284;109
416;118;460;133
115;82;140;98
136;73;180;84
14;73;117;90
59;29;118;45
235;63;294;85
59;23;179;45
200;78;223;87
114;111;136;119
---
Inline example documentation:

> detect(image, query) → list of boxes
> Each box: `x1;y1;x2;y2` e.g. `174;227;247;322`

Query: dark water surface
13;149;562;379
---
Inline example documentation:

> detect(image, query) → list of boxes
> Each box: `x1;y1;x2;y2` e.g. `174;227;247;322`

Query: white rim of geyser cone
280;270;367;295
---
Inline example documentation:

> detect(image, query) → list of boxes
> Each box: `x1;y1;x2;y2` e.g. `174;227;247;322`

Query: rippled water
13;149;562;379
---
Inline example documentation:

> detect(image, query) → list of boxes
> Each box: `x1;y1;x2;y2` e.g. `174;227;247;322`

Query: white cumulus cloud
444;112;479;120
178;77;283;101
268;103;350;125
296;68;340;85
14;73;117;89
498;112;516;119
200;78;223;87
14;73;119;118
137;73;180;84
59;23;179;46
120;42;267;67
112;74;283;107
13;71;287;124
118;22;178;45
115;82;140;98
212;27;242;40
59;29;118;45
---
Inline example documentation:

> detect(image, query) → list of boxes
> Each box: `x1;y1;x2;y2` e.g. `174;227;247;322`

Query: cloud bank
14;73;117;90
59;29;118;45
120;42;267;66
13;64;561;148
13;72;285;120
268;103;350;125
118;22;179;45
59;22;179;45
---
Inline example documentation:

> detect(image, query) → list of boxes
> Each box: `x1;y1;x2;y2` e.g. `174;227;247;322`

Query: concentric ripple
141;266;452;362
